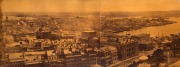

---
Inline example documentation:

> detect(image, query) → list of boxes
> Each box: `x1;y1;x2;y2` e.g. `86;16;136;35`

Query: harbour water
118;17;180;37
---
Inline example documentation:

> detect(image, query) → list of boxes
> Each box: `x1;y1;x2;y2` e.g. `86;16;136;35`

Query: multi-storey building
111;35;139;60
98;46;118;67
170;33;180;57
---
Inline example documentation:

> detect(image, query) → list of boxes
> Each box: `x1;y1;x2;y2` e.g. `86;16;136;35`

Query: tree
148;49;167;67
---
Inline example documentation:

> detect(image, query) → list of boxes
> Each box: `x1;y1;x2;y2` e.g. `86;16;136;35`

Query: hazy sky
2;0;180;12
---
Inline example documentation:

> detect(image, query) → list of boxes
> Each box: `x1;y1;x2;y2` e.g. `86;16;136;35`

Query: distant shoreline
102;18;178;34
118;21;177;33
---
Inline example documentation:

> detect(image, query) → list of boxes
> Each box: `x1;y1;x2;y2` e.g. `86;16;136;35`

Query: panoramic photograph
1;0;180;67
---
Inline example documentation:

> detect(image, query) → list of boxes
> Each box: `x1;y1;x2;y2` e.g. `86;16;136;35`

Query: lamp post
139;49;148;67
90;57;102;67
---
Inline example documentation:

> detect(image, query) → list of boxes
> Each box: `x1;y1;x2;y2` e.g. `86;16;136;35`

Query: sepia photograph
1;0;180;67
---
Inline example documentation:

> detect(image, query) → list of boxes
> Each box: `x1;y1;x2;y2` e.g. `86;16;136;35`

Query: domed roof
139;55;148;60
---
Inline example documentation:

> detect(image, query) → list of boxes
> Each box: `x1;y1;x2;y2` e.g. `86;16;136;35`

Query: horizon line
2;10;180;13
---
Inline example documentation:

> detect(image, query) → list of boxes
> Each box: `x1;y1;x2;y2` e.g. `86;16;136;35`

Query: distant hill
102;10;180;17
2;12;100;17
2;10;180;17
